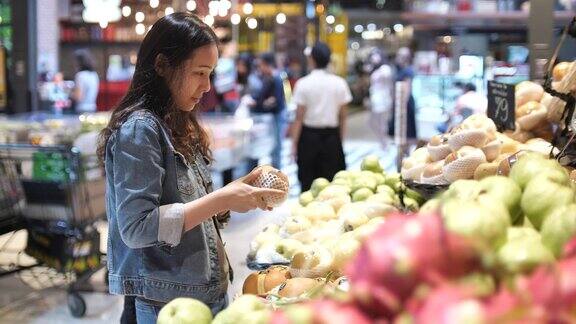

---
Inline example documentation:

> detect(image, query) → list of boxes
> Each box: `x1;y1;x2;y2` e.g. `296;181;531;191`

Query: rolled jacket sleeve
113;118;185;249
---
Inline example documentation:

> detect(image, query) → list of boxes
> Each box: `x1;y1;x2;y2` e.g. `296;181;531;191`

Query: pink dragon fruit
346;213;481;318
270;299;373;324
411;285;487;324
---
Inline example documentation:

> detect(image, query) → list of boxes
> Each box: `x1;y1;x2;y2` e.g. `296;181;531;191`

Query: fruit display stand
156;148;576;323
159;78;576;322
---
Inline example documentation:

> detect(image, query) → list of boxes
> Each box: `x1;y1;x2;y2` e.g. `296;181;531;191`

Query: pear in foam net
250;166;290;207
443;146;487;182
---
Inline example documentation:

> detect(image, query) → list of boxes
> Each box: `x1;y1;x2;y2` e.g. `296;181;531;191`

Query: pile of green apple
299;155;423;211
422;152;576;274
248;155;424;275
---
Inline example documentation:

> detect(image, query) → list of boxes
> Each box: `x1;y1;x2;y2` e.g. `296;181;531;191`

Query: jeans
135;298;163;324
248;112;284;171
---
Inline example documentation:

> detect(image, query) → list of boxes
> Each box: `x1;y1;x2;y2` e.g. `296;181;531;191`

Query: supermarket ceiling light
367;23;376;31
335;24;345;33
149;0;159;9
325;15;335;25
218;6;228;17
135;11;145;23
354;24;363;33
243;3;254;15
221;0;232;10
121;5;131;17
231;13;241;25
186;0;197;11
135;23;146;35
394;23;404;33
276;13;287;25
351;42;360;50
204;15;215;26
247;17;258;29
82;0;121;24
99;20;108;28
165;6;174;15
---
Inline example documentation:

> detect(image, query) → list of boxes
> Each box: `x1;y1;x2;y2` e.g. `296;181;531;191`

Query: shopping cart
0;143;107;318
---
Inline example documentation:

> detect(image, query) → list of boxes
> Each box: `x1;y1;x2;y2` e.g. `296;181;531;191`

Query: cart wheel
68;292;86;318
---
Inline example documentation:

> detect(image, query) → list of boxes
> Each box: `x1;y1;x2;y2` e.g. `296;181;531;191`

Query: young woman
97;13;282;324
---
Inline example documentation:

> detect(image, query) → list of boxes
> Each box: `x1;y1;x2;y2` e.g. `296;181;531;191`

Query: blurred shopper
437;82;488;133
368;50;395;147
454;82;487;118
388;47;417;142
247;52;287;170
72;49;99;113
291;42;352;192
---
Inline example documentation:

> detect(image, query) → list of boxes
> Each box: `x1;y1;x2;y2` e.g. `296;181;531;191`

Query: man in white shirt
291;42;352;192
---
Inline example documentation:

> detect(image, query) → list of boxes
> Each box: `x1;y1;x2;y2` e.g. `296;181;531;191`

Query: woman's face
168;44;218;112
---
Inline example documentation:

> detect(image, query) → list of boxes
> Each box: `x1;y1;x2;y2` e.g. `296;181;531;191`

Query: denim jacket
105;109;229;307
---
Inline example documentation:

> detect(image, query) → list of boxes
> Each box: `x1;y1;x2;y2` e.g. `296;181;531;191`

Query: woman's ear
154;54;169;77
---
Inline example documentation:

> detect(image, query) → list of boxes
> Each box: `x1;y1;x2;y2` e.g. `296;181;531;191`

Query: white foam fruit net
252;168;290;207
443;151;487;182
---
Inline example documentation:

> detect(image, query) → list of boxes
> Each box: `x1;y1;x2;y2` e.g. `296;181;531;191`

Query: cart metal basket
0;143;107;318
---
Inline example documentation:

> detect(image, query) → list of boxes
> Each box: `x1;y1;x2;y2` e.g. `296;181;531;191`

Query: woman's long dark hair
97;13;218;164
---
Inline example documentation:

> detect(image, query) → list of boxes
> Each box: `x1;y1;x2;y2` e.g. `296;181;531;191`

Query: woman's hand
217;168;285;213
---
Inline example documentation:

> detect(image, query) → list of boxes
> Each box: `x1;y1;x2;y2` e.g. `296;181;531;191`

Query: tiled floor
0;110;400;322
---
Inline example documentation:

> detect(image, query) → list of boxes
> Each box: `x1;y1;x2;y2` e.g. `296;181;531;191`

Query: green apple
343;213;370;231
442;180;480;201
509;153;564;189
505;227;541;241
363;202;397;219
319;184;352;197
332;178;351;187
304;201;337;223
404;188;424;206
284;216;312;234
299;191;315;207
213;295;269;324
158;298;213;324
351;176;378;193
275;239;305;259
541;204;576;258
330;238;361;271
477;176;522;224
317;194;352;213
374;173;387;186
497;227;554;273
352;187;374;202
420;198;441;214
403;197;419;212
367;192;400;207
384;172;402;192
311;178;331;197
521;173;575;229
376;184;396;196
333;170;352;181
442;196;510;248
361;155;384;173
281;304;314;324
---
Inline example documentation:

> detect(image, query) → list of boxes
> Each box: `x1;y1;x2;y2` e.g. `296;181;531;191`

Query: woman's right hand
217;168;285;213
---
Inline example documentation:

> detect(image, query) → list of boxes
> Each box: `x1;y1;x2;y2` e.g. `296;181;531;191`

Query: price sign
487;81;516;132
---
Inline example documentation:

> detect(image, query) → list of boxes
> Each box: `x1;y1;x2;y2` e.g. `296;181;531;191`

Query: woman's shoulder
122;109;162;130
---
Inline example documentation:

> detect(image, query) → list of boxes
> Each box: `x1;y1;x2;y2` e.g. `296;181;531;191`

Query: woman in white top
291;42;352;192
73;50;100;113
368;50;395;147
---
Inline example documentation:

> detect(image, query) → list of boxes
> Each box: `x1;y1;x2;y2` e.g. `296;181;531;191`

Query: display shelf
59;41;142;47
401;11;575;30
